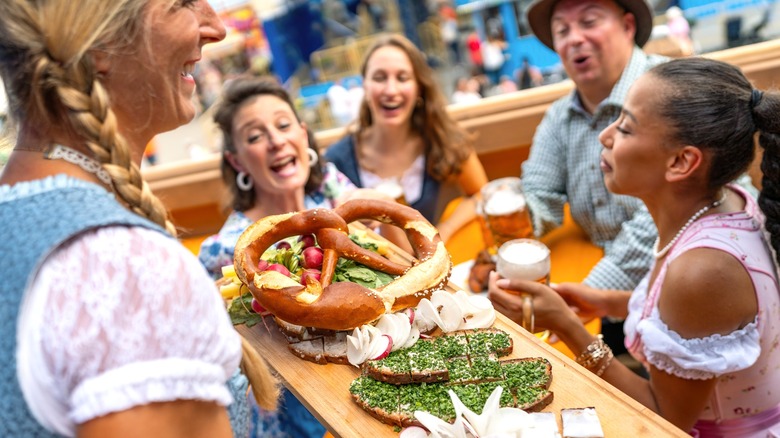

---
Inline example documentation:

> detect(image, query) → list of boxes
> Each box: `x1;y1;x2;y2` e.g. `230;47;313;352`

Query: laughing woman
199;77;403;438
325;34;488;244
198;78;358;281
489;57;780;436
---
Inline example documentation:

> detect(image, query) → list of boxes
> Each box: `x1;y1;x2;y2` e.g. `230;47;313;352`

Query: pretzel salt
234;199;452;330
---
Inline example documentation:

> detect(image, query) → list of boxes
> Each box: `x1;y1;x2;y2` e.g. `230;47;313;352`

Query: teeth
181;63;195;77
270;156;295;171
272;156;294;167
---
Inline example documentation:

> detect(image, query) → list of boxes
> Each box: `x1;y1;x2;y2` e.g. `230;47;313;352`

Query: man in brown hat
515;0;664;357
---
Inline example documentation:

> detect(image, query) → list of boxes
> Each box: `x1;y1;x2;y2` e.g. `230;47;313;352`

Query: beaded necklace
653;191;728;259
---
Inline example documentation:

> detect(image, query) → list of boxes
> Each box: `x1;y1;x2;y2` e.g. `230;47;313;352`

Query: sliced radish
431;291;463;332
346;328;368;367
404;308;415;325
391;313;412;351
415;299;444;332
370;334;393;360
401;326;420;350
398;426;429;438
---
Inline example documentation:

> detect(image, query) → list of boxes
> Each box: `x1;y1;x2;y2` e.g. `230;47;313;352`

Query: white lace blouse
9;178;241;436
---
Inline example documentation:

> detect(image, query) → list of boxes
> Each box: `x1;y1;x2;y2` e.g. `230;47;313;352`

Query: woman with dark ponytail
488;57;780;436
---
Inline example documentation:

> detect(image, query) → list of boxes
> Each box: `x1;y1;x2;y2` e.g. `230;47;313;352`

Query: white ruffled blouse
626;276;761;380
624;185;780;422
4;176;241;436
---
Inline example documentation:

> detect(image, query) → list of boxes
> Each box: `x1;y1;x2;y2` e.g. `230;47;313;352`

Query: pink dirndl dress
624;185;780;437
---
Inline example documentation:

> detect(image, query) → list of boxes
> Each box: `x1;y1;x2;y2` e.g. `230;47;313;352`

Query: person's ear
622;11;637;42
224;151;246;174
666;145;703;182
90;50;111;77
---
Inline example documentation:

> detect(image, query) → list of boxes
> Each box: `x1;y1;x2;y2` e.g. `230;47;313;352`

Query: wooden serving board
237;225;688;437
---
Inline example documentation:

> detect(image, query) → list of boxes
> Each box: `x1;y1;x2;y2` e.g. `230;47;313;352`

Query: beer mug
480;177;533;251
374;178;407;205
496;239;551;334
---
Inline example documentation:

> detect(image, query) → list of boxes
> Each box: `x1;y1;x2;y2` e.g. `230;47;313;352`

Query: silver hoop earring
236;172;253;191
307;148;319;167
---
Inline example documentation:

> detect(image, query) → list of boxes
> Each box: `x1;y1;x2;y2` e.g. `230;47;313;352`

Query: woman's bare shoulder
659;247;757;339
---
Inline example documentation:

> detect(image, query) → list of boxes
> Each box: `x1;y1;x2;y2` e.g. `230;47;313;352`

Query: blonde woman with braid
0;1;278;437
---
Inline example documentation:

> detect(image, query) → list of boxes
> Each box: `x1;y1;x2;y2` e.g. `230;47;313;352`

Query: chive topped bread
363;328;514;385
350;357;553;428
350;327;553;427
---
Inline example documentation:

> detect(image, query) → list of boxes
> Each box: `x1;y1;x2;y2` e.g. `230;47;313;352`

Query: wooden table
238;223;687;437
239;311;685;437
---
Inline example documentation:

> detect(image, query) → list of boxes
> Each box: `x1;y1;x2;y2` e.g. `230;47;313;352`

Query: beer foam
484;190;526;215
501;241;547;264
374;179;404;200
497;241;550;281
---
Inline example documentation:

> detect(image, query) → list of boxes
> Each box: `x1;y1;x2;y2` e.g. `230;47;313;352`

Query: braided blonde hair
1;0;174;234
1;0;278;411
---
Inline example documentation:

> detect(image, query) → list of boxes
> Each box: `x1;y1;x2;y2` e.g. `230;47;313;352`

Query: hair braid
752;92;780;261
47;61;176;235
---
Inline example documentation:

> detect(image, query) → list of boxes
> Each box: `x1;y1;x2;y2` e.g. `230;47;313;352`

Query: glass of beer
374;178;407;205
480;177;533;252
496;239;551;334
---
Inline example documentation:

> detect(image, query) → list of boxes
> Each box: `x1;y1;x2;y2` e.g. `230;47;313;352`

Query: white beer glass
496;239;551;334
480;177;533;252
374;178;407;205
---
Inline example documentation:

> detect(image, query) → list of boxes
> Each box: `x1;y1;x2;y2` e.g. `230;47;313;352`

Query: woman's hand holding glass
487;271;581;335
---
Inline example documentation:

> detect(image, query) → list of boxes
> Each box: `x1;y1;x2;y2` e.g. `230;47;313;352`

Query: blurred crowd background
1;0;778;168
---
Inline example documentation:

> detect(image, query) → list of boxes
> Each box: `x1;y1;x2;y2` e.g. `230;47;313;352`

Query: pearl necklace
45;144;112;186
653;191;728;259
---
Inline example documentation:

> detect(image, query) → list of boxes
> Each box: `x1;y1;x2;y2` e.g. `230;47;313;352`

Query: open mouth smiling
380;101;403;111
270;156;296;173
573;55;589;66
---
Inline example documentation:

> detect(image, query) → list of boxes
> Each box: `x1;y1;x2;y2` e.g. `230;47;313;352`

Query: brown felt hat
527;0;653;50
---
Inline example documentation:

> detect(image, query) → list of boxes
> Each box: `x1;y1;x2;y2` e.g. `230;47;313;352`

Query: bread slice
349;375;402;427
501;357;553;389
286;332;352;365
514;385;554;412
322;331;350;365
275;317;341;341
363;328;514;385
350;356;554;426
288;338;327;364
465;327;513;357
362;347;414;385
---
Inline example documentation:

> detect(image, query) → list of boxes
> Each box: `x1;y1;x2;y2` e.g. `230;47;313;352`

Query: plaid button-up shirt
521;48;667;290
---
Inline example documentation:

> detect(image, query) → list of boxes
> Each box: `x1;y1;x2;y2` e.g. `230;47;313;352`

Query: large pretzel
234;199;452;330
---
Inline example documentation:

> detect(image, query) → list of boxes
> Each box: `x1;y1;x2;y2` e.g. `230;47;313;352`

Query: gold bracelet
575;334;613;371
